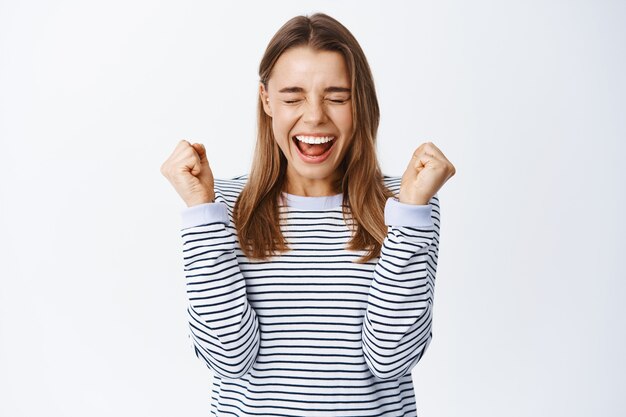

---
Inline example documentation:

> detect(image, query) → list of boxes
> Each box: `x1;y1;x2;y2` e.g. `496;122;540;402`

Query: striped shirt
179;174;441;417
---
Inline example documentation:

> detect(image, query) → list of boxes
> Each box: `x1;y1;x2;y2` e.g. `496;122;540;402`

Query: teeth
295;135;335;144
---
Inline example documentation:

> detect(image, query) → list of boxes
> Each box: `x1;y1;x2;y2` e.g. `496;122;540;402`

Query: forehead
269;46;350;91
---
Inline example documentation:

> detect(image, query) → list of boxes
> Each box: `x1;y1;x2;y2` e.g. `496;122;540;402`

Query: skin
161;48;456;208
259;46;354;197
399;141;456;205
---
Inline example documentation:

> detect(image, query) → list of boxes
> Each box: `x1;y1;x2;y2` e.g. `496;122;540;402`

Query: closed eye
282;98;350;104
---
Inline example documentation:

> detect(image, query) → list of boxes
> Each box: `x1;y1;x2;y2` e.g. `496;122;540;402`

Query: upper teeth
295;135;335;144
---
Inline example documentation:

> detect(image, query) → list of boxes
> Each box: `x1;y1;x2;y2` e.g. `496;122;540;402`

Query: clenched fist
160;140;215;207
398;142;456;205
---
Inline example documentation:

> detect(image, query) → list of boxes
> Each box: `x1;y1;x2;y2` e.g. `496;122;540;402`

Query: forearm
361;195;440;380
181;202;261;378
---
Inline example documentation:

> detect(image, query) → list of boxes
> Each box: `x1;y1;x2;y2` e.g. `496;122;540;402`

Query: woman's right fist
160;140;215;207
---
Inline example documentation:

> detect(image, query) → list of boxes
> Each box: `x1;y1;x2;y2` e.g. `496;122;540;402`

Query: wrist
396;195;430;205
186;194;215;207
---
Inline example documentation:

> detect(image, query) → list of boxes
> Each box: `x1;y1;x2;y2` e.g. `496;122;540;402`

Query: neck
284;169;342;197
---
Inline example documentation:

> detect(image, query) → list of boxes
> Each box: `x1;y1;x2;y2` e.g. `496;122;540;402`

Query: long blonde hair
233;12;394;263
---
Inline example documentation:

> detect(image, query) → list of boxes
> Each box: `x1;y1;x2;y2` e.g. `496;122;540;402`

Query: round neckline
281;191;344;210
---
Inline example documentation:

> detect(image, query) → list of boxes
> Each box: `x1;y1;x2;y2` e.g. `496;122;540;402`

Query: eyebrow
278;86;351;93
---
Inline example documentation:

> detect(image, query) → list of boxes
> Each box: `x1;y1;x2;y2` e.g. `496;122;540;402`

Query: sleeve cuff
384;197;433;227
180;201;229;229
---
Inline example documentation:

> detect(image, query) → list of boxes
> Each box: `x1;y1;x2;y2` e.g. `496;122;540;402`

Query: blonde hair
233;12;393;263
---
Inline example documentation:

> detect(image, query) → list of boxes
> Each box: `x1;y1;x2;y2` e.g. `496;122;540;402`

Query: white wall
1;0;624;416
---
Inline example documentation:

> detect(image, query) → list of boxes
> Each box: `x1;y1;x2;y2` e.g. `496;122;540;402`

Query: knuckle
183;147;195;159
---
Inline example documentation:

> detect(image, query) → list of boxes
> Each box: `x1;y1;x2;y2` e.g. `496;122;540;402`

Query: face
260;46;354;194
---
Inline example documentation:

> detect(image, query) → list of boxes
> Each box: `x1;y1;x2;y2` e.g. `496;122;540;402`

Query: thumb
191;143;210;172
406;153;428;177
191;143;207;162
190;143;213;183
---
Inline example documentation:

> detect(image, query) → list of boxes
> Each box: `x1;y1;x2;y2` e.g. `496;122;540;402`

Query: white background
1;0;625;416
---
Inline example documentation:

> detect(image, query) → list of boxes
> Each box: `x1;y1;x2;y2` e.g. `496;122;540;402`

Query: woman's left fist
398;141;456;205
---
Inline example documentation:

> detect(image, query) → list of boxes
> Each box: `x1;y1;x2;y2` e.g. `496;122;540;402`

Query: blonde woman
161;12;456;417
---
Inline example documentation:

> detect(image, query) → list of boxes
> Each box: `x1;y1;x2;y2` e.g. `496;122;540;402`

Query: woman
161;12;455;417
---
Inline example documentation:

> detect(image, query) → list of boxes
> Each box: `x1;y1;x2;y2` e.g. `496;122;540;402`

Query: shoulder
214;174;248;210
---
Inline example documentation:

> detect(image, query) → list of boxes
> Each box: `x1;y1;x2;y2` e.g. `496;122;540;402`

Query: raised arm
180;201;261;379
161;139;260;378
361;195;440;380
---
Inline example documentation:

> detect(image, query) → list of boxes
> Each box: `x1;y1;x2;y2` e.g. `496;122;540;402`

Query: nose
302;98;328;125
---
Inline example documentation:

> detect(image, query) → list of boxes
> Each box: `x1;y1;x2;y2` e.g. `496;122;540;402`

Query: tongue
297;140;333;156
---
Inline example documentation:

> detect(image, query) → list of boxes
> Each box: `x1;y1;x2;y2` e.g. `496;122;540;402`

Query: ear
259;83;272;117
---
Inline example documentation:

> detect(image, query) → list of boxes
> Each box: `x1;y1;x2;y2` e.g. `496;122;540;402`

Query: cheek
272;118;289;143
332;108;353;130
272;109;294;131
270;119;292;153
274;109;301;142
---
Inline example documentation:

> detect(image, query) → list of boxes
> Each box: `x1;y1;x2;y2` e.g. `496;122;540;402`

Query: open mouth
291;135;336;158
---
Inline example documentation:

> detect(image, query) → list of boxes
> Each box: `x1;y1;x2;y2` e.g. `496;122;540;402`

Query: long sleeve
180;201;261;379
361;193;440;380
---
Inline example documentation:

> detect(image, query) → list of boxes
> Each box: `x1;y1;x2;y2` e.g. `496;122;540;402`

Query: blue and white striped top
179;174;441;416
